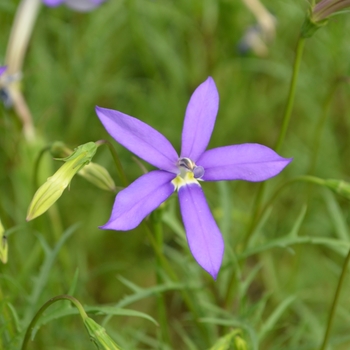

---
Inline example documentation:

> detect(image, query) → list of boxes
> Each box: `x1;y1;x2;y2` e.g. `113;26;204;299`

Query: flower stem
151;209;171;347
243;34;306;249
274;36;305;153
143;219;211;345
233;177;327;307
95;140;128;187
21;295;88;350
259;175;323;215
308;78;348;176
32;145;51;190
319;248;350;350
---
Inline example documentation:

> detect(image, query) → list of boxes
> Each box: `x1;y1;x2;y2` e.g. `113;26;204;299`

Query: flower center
178;157;204;179
171;157;205;190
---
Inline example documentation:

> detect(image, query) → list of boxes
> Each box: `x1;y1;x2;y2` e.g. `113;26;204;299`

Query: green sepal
55;142;97;168
301;15;328;38
84;317;123;350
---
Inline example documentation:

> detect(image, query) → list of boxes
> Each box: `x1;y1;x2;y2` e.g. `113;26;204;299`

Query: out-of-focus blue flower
43;0;106;12
96;77;292;279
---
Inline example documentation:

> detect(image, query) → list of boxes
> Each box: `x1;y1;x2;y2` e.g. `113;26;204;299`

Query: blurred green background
1;0;350;349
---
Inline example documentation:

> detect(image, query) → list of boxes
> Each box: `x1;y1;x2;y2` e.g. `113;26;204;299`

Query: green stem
241;181;267;250
32;145;50;190
96;140;128;187
255;175;323;232
320;248;350;350
243;35;306;250
229;176;324;306
308;78;346;176
143;221;211;344
21;295;88;350
275;36;305;153
151;210;171;347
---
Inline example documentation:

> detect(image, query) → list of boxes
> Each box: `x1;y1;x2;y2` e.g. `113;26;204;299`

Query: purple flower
43;0;105;12
96;77;292;279
0;67;6;76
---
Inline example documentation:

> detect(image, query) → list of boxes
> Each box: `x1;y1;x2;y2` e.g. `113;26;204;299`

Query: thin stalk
32;145;51;190
143;222;211;345
308;78;347;176
243;35;306;250
96;140;128;187
320;248;350;350
151;210;171;347
0;287;16;348
254;176;324;233
21;295;88;350
275;36;305;153
227;175;324;306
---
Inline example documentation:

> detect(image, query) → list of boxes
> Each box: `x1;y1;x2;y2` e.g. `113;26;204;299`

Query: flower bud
50;141;116;192
234;335;248;350
78;162;116;192
26;142;97;221
0;220;8;264
324;179;350;200
302;0;350;38
312;0;350;22
84;317;122;350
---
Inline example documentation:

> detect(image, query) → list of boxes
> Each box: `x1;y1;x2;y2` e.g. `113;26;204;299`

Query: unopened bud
0;220;8;264
78;162;116;192
234;335;248;350
50;141;116;191
26;142;97;221
302;0;350;38
209;329;247;350
84;317;123;350
312;0;350;22
301;15;327;38
324;179;350;200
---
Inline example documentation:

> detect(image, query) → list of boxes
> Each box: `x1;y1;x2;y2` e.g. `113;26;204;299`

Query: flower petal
101;170;176;231
42;0;63;6
197;143;292;182
96;106;179;173
0;66;6;76
178;184;224;279
65;0;105;11
180;77;219;162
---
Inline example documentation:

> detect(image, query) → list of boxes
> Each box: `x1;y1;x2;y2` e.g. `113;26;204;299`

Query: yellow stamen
172;171;200;190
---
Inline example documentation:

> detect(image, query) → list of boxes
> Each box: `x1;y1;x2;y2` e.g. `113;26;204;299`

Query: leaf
24;224;79;324
258;295;296;341
323;190;349;241
37;305;158;327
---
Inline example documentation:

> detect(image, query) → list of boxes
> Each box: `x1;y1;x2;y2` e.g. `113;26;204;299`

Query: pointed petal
102;170;176;231
180;77;219;161
42;0;63;6
178;184;224;279
96;106;179;173
198;143;292;182
65;0;105;11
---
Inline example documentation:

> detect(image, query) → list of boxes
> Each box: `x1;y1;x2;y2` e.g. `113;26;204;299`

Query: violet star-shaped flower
43;0;105;12
95;77;292;279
